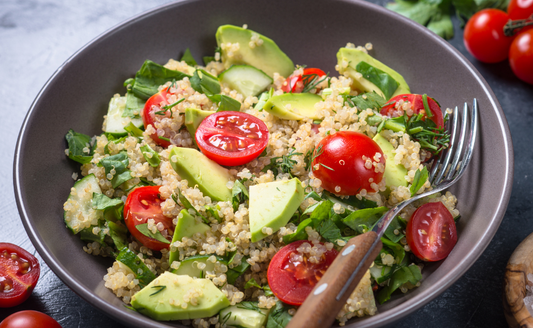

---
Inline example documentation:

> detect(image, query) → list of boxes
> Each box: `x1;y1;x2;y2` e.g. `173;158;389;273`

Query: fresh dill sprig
301;73;329;93
262;148;302;177
150;285;166;296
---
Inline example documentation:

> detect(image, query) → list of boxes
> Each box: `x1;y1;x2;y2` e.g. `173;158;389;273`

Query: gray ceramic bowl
14;0;513;327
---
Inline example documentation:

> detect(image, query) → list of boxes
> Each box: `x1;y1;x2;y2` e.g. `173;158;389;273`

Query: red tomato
508;0;533;22
406;202;457;261
0;311;62;328
311;131;385;195
142;87;174;147
463;9;514;63
195;111;269;166
124;186;173;251
380;94;444;129
267;240;338;305
0;243;40;308
281;68;326;93
509;29;533;84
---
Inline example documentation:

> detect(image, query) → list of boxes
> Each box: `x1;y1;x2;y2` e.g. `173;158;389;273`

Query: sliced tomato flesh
0;243;40;308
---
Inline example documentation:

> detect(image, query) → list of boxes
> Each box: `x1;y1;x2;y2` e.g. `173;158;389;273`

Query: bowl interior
14;0;513;327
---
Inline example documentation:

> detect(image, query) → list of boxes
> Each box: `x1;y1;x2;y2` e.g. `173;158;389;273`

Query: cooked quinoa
64;33;459;327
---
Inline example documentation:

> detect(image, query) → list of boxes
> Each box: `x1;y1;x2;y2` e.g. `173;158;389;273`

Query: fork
286;99;479;328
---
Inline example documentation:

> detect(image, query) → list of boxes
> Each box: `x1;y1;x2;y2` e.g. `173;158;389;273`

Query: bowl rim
13;0;514;327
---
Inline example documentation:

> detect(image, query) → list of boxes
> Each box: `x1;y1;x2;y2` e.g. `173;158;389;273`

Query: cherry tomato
267;240;338;305
124;186;173;251
508;0;533;22
0;243;40;308
406;202;457;262
463;9;514;63
142;87;174;147
281;68;326;93
509;29;533;84
0;311;62;328
311;131;385;195
380;94;444;129
195;111;269;166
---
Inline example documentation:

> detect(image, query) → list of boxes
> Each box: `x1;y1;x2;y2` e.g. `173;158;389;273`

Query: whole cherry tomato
509;29;533;84
0;311;62;328
142;87;176;147
508;0;533;22
463;9;515;63
0;243;40;308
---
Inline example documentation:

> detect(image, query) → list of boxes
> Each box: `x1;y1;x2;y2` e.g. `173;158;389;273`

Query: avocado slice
337;48;410;100
131;272;230;320
216;25;294;78
219;302;270;328
249;178;304;242
372;133;408;189
263;93;323;120
184;108;215;146
168;209;210;266
169;147;232;202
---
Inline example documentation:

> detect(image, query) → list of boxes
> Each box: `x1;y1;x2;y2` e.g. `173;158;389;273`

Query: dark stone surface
1;0;531;327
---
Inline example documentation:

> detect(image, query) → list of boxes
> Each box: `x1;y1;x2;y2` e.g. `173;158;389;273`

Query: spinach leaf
322;191;378;209
283;218;313;244
203;56;215;66
92;193;123;210
79;221;106;245
65;129;95;164
376;264;422;304
131;60;190;100
107;220;128;251
244;277;262;289
381;237;406;265
180;48;197;66
348;91;387;111
383;216;405;243
140;144;161;167
124;90;145;118
98;152;133;188
356;61;399;100
190;69;221;95
232;180;249;211
227;257;251;285
266;301;295;328
207;94;241;112
317;219;350;246
135;223;170;244
410;167;429;196
342;206;389;233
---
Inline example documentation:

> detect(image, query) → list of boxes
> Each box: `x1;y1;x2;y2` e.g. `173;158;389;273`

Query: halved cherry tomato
142;87;174;147
0;243;40;308
0;311;62;328
406;202;457;262
195;111;269;166
124;186;173;251
267;240;338;305
311;131;385;195
380;94;444;129
463;9;514;63
281;68;326;93
509;29;533;84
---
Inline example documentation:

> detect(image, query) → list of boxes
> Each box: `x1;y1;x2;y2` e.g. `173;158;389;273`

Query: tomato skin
380;94;444;129
0;311;62;328
406;202;457;262
0;243;40;308
267;240;338;305
508;0;533;23
509;29;533;84
124;186;173;251
281;68;326;93
142;87;173;147
195;111;269;166
311;131;385;195
463;9;514;63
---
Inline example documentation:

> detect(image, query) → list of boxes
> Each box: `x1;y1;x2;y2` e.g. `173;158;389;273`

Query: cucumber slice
219;65;273;97
171;254;227;278
63;174;103;234
219;302;270;328
104;96;144;136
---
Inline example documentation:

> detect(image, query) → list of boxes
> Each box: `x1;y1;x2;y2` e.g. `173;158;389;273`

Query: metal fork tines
336;98;479;301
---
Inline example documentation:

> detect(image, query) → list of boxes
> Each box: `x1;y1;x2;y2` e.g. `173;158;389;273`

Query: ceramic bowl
14;0;513;327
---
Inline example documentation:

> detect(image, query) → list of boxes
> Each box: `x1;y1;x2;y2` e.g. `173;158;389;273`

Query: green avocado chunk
184;108;215;146
219;302;270;328
168;209;210;266
249;178;304;242
216;25;294;78
131;272;230;321
373;133;408;189
336;48;410;100
169;147;232;202
263;93;323;120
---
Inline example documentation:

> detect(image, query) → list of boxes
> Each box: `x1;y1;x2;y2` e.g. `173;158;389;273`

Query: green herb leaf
172;192;209;224
342;207;389;233
140;144;161;167
322;191;378;209
92;193;123;210
65;129;95;164
410;167;429;196
266;301;295;328
150;285;167;296
244;277;261;289
180;48;197;66
377;264;422;304
349;91;387;111
203;56;215;66
283;218;313;244
262;148;302;178
263;284;274;297
124;90;145;118
191;69;221;95
131;60;190;100
124;122;144;138
355;61;399;100
317;219;350;246
237;301;266;315
227;257;251;285
107;220;128;252
232;180;249;211
135;223;171;244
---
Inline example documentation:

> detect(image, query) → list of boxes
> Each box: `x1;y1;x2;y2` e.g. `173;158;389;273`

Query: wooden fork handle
286;232;382;328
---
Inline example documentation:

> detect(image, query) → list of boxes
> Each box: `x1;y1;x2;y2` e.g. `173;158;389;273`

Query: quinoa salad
63;24;460;328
